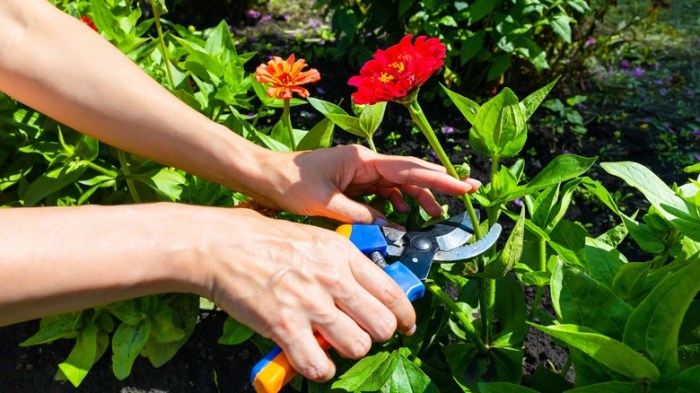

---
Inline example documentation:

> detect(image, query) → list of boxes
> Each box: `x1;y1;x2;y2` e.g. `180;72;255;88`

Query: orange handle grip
251;333;330;393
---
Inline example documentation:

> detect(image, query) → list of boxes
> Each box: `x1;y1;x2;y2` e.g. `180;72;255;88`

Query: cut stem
283;99;296;150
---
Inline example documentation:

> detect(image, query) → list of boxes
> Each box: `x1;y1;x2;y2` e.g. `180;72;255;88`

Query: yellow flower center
379;72;394;83
389;61;405;73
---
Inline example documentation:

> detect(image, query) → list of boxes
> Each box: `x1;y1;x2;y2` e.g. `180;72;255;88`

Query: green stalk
427;282;488;353
366;137;378;152
283;99;296;150
528;237;549;320
151;4;176;89
117;150;141;203
83;161;118;178
405;100;482;239
405;99;493;344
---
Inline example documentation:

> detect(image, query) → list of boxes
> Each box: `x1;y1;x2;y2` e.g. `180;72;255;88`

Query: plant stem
426;282;488;353
406;99;493;344
83;160;118;178
151;5;176;89
367;137;378;152
405;100;482;239
117;150;141;203
529;286;545;322
283;99;296;150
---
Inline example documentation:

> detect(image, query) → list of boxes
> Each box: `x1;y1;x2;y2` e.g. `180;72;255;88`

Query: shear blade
434;211;479;252
434;223;502;262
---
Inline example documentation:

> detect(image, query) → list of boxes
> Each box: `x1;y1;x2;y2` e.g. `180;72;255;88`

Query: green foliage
317;0;594;90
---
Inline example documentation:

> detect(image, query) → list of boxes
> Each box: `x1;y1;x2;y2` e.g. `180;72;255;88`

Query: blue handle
383;262;425;301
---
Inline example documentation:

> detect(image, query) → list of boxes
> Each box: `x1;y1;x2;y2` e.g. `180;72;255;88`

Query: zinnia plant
255;54;321;150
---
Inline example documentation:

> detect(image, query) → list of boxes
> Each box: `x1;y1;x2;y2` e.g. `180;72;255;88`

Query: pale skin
0;0;481;382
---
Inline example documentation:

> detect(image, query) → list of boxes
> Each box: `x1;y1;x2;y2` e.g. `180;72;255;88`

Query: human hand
196;207;416;381
246;144;481;224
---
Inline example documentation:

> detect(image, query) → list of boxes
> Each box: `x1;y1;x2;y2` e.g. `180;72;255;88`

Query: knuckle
299;363;332;382
374;312;397;342
349;335;372;359
380;278;403;307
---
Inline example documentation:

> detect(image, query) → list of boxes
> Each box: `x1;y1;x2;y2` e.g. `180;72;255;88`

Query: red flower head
348;35;446;105
255;54;321;100
80;16;98;32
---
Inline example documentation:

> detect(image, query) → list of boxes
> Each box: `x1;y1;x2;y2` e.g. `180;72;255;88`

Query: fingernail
373;217;389;226
405;324;417;336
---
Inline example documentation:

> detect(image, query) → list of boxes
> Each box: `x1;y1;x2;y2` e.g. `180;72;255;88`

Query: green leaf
612;261;653;305
332;351;396;391
520;77;560;121
551;262;632;340
582;237;626;288
530;323;660;382
58;322;99;387
484;207;524;278
549;14;573;43
149;303;186;344
142;294;198;368
112;318;152;380
218;317;255;346
565;381;644;393
470;88;525;158
23;164;88;206
20;311;82;346
441;84;480;125
307;97;364;137
379;354;438;392
297;118;335;150
497;155;596;205
358;102;387;138
655;364;700;393
141;168;187;201
623;260;700;377
602;162;700;241
478;382;540;393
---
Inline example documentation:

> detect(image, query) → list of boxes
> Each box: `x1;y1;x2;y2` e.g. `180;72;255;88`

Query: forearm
0;0;270;194
0;203;205;326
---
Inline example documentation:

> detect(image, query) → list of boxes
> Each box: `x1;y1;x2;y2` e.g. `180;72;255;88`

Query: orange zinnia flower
255;54;321;100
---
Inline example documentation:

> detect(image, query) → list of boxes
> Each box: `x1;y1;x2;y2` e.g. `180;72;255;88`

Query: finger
399;184;443;217
347;256;416;336
374;187;409;213
280;329;336;382
373;157;474;196
314;311;372;360
463;178;482;193
320;192;386;224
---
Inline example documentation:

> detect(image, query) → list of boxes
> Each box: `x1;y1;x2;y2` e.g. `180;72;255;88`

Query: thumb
322;193;387;225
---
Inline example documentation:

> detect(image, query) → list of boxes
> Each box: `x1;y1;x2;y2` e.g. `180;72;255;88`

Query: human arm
0;0;479;224
0;202;414;381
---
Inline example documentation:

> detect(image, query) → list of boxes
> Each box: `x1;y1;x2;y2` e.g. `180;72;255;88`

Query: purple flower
632;67;645;77
620;60;630;68
687;89;695;96
440;125;455;134
692;130;700;137
643;117;653;122
695;154;700;162
315;87;326;95
246;9;261;19
260;14;272;23
584;37;596;47
513;198;524;208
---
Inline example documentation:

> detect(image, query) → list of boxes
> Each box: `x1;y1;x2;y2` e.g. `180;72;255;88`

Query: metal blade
433;223;502;262
434;211;480;252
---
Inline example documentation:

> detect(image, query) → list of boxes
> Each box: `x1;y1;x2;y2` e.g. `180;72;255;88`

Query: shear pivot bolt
412;237;431;251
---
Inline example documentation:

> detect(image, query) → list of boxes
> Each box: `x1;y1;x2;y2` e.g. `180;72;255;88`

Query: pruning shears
250;212;502;393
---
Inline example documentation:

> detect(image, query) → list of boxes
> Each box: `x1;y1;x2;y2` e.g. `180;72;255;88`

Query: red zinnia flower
348;34;446;105
255;54;321;100
80;16;98;32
